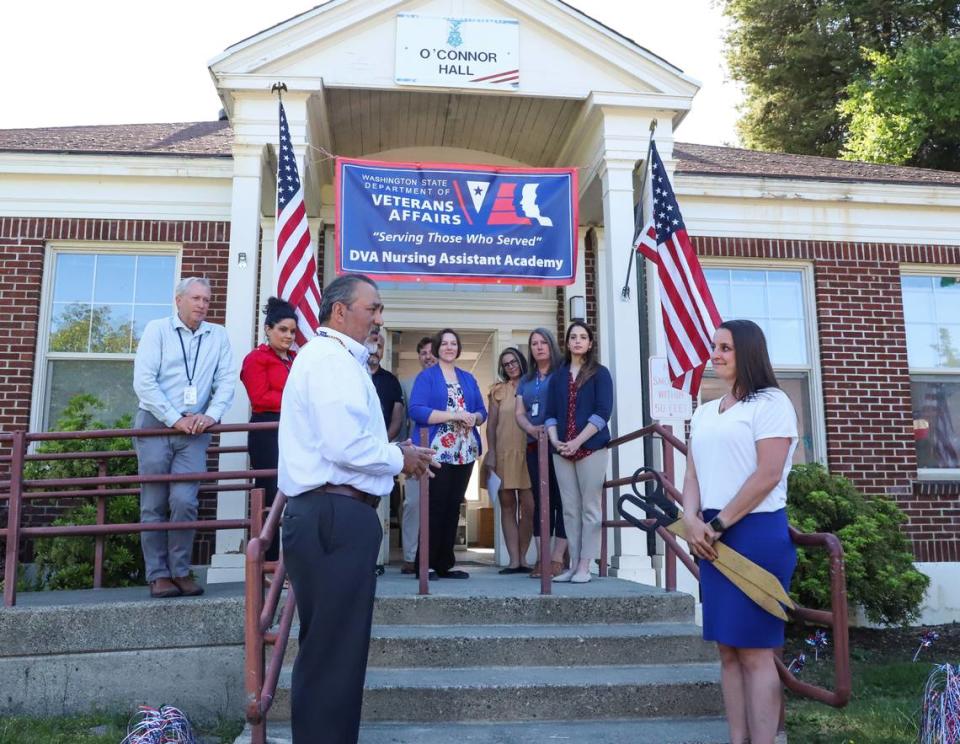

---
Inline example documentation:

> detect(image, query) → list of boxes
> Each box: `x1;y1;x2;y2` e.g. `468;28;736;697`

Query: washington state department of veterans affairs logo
447;19;464;47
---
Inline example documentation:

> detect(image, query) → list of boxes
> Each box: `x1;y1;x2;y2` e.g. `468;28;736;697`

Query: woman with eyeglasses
484;347;534;574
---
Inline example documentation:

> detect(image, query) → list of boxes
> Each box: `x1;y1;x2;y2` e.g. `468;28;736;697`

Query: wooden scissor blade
665;520;795;617
714;542;796;609
711;560;790;621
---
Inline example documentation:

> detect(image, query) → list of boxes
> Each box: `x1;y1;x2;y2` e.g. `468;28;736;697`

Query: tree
50;303;133;353
839;36;960;170
723;0;960;159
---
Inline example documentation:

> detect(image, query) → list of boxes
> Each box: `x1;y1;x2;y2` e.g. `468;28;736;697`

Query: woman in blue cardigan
544;321;612;584
409;328;487;579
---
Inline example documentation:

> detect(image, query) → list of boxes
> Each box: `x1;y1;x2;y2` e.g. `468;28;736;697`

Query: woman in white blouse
680;319;798;744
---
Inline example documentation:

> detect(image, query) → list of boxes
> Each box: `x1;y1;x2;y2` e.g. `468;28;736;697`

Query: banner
335;158;578;286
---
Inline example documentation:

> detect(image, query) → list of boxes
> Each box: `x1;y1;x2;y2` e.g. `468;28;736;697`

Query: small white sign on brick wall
648;356;693;421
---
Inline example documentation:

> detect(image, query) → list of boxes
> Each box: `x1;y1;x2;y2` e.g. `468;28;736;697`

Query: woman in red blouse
241;296;297;561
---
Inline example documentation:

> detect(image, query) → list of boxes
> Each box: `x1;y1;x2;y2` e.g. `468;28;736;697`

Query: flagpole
271;83;286;301
620;119;657;300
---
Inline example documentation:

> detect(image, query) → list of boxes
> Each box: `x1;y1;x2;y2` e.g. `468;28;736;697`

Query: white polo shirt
278;327;404;498
689;387;798;513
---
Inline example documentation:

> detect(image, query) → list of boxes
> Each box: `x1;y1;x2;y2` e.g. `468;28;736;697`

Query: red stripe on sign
470;68;519;83
451;180;473;225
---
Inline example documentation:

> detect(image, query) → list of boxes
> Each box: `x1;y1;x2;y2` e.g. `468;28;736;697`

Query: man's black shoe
437;569;470;579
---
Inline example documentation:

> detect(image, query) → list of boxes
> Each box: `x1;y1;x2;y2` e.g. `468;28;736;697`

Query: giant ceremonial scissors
617;467;796;621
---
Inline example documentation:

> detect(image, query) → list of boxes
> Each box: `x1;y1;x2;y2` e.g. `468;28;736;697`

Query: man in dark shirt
366;333;404;440
367;332;405;572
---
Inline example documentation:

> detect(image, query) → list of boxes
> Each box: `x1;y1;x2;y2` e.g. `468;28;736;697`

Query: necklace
719;393;737;413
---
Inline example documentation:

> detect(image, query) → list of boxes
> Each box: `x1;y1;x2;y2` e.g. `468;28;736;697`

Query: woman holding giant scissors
681;319;798;744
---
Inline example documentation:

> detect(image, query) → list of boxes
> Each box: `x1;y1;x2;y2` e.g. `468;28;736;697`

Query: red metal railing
416;428;553;595
595;422;851;708
244;490;295;744
0;421;277;606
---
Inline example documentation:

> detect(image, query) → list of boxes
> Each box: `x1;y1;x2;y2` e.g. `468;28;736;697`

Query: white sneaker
571;572;592;584
552;569;575;583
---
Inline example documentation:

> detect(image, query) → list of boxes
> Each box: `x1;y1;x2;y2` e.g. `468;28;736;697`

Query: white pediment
210;0;700;102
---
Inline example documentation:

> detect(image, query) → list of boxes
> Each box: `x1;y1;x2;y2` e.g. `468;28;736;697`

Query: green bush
25;394;144;590
787;463;929;627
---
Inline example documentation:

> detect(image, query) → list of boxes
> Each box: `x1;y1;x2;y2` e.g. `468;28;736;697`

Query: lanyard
176;328;203;385
316;330;347;350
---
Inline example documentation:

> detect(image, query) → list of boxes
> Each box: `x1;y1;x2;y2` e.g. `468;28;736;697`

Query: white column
595;149;658;585
207;142;264;583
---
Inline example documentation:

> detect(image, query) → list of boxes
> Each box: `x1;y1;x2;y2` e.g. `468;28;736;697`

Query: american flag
635;141;721;397
276;102;322;347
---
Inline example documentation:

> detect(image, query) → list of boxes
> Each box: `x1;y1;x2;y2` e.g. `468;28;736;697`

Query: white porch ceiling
317;88;583;167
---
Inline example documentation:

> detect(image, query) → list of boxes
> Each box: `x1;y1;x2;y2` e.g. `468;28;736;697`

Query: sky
0;0;741;146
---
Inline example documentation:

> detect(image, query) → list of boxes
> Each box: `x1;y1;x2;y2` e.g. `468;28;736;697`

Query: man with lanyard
132;276;235;599
278;274;435;744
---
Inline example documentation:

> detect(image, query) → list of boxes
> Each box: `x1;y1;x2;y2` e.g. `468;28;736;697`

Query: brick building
1;0;957;620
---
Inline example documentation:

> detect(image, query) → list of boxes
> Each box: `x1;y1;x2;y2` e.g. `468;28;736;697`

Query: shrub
26;394;144;590
787;463;929;627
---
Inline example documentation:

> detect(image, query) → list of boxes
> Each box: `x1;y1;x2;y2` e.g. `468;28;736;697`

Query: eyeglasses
503;359;520;367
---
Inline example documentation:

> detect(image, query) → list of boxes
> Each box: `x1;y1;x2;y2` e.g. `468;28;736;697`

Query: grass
0;711;244;744
783;624;959;744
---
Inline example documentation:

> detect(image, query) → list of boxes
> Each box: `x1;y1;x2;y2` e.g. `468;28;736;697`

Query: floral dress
431;382;479;465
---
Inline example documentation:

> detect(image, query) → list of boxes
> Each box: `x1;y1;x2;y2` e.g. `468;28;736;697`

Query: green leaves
26;395;145;591
787;463;929;626
840;36;960;169
722;0;960;166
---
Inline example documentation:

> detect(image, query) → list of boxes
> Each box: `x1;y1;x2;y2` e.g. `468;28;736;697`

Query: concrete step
235;717;732;743
371;567;696;625
283;622;715;667
270;662;723;722
371;589;693;625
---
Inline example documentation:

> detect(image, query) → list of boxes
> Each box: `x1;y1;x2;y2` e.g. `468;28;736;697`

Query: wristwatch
709;516;728;534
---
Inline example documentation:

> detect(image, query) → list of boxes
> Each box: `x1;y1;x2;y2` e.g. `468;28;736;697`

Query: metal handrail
0;421;278;606
594;423;851;708
244;490;295;744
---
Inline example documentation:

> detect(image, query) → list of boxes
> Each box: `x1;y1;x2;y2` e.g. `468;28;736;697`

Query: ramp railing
591;422;851;708
0;421;276;606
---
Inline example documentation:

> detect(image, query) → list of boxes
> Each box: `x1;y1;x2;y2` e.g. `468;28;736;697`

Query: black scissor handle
630;466;679;519
617;491;659;533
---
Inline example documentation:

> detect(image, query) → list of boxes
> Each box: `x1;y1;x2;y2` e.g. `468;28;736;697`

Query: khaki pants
552;449;608;566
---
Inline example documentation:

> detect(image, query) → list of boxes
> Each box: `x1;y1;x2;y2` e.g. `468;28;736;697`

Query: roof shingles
673;142;960;187
0;121;232;157
1;120;958;187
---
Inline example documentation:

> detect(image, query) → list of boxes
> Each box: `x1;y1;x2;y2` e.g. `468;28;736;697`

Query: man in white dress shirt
278;274;435;744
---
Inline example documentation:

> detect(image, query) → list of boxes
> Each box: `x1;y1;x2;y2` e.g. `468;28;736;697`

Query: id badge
530;402;540;417
183;385;198;406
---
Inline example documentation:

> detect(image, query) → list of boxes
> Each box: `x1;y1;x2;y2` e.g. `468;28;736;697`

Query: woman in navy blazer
544;321;613;584
409;328;487;578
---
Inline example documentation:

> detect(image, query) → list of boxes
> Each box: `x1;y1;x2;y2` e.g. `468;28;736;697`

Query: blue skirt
701;508;796;648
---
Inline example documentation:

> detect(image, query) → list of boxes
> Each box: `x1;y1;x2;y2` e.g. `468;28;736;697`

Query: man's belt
317;484;381;510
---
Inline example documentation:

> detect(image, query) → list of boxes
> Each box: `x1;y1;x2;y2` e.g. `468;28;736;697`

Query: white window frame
900;263;960;481
31;241;182;433
699;257;827;464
